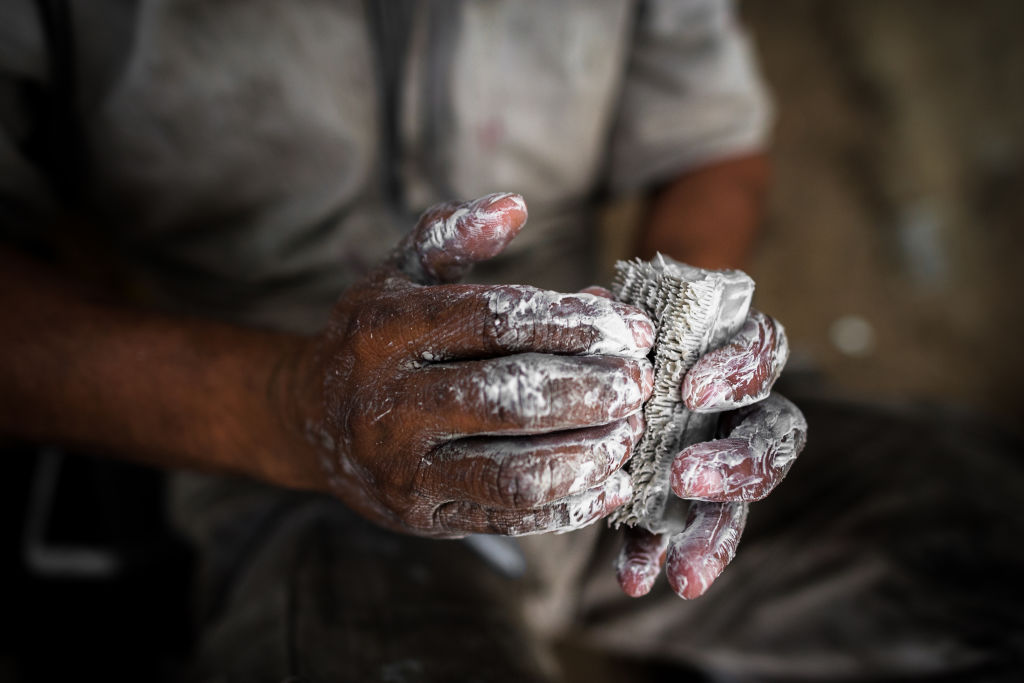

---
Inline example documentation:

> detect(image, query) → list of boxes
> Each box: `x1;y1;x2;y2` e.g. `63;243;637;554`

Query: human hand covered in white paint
616;309;807;599
300;193;656;538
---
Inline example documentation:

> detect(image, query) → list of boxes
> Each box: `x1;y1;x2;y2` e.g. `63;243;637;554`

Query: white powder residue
465;353;647;429
416;192;523;256
683;310;789;413
486;287;652;359
499;469;633;537
560;469;633;533
670;394;807;502
666;501;748;598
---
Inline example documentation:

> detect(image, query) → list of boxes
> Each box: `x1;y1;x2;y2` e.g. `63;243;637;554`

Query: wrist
256;334;331;492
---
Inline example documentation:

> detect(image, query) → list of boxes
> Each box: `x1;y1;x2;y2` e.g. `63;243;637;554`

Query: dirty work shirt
0;0;770;331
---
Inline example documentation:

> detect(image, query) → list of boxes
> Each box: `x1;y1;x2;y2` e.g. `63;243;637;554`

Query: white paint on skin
563;469;633;531
487;469;633;537
416;192;525;256
671;393;808;501
666;501;748;599
438;418;637;510
465;353;649;428
616;531;670;596
683;310;789;413
486;286;653;359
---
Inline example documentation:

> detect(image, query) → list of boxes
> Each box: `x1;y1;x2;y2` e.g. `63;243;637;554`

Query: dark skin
0;152;804;597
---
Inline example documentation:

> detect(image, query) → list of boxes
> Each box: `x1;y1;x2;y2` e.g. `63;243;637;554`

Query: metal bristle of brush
608;254;754;534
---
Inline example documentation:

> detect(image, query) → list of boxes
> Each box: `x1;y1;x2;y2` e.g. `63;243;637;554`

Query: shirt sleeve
607;0;773;192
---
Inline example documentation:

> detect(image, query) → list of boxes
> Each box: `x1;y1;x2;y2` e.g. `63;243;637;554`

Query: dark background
746;0;1023;425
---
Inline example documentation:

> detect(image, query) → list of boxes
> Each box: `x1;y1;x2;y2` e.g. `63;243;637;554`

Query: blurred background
738;0;1022;424
605;0;1023;426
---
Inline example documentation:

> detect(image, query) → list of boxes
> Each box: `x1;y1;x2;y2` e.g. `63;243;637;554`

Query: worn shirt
1;0;770;332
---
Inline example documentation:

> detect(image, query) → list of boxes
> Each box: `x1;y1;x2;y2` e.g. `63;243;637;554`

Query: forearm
0;248;320;489
637;153;770;270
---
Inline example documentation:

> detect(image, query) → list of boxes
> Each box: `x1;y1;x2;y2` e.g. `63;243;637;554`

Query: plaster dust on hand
458;352;650;430
670;394;807;503
502;468;634;537
485;285;654;359
415;192;528;275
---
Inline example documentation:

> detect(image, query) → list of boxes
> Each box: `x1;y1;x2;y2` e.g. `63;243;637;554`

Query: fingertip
617;563;659;598
616;529;668;598
664;502;746;599
414;192;530;283
607;468;634;507
464;192;529;253
666;550;723;600
481;191;528;230
626;411;646;443
682;310;789;412
555;471;633;535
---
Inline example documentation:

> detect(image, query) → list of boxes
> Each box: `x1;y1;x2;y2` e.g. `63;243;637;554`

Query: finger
388;193;529;284
431;470;633;537
665;501;748;600
615;528;670;598
682;310;789;412
404;285;654;362
415;353;653;436
670;393;808;502
426;414;643;509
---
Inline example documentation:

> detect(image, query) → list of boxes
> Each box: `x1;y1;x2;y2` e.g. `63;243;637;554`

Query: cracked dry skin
608;255;755;533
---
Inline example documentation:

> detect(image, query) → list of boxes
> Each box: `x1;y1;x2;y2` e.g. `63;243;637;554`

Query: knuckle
495;457;547;509
430;500;465;535
483;360;550;427
486;286;536;350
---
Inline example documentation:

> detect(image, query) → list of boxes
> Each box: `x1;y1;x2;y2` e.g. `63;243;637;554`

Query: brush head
609;255;754;533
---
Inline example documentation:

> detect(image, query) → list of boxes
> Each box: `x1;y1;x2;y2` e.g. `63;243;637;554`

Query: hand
293;193;656;538
615;310;808;599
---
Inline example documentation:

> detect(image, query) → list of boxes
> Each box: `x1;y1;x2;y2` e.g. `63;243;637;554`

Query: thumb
387;192;528;284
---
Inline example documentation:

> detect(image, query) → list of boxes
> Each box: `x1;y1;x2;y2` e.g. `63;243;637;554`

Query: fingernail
685;377;731;411
673;466;725;499
478;191;527;220
629;318;655;351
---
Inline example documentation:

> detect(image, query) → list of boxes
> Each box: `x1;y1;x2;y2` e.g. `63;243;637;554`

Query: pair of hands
293;192;806;600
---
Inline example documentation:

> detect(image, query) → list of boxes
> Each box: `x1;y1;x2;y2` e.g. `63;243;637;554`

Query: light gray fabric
609;0;773;192
1;0;770;331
